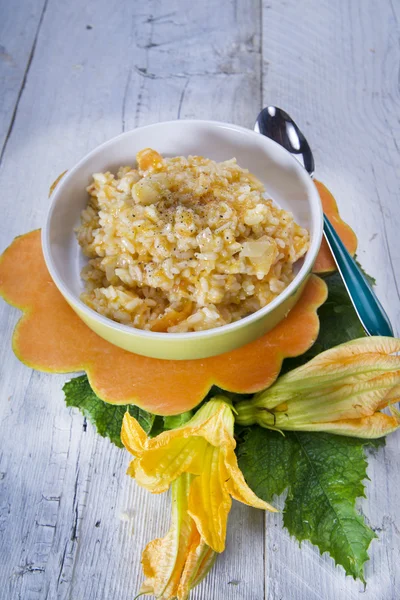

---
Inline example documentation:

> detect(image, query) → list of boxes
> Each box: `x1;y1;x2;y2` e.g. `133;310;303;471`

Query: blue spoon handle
323;214;394;337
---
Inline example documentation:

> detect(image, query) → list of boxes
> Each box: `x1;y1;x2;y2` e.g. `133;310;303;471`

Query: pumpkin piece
0;230;327;415
48;170;67;197
312;180;358;274
150;300;193;332
136;148;164;171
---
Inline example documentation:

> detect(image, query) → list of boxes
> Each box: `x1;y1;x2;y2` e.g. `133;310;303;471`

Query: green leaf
63;375;155;447
164;411;193;430
149;415;167;437
237;426;379;582
312;271;367;349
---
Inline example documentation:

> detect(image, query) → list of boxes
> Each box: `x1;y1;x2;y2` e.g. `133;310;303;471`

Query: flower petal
381;384;400;408
237;336;400;439
177;531;217;599
281;412;400;438
188;445;231;553
135;436;208;493
140;473;212;600
125;398;236;494
279;337;400;389
223;447;277;512
121;411;147;456
185;397;236;448
305;336;400;364
141;533;177;597
124;398;275;556
188;545;217;589
279;371;400;423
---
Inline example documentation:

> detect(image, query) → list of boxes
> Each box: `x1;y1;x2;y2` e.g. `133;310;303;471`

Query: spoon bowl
255;106;394;338
255;106;315;176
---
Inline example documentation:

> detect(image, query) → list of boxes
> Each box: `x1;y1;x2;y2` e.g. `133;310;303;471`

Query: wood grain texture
262;1;400;599
0;0;264;599
0;0;399;599
0;0;48;158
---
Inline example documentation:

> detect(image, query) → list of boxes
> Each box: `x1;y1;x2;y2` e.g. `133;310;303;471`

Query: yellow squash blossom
138;473;216;600
236;337;400;438
122;396;276;553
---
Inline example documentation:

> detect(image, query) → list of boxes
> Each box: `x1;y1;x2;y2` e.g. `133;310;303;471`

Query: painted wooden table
0;1;399;599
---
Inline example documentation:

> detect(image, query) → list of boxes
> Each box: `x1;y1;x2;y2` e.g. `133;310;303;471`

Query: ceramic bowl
42;120;323;360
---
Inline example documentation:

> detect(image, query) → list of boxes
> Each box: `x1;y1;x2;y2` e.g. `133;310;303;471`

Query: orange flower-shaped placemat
313;180;357;273
0;230;327;415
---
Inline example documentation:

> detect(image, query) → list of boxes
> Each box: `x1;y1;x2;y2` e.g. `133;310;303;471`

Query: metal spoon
255;106;394;337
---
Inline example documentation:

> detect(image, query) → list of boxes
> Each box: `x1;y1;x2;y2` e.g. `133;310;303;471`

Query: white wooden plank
0;0;142;247
261;1;400;599
122;0;262;129
0;0;265;599
0;0;47;157
1;0;399;598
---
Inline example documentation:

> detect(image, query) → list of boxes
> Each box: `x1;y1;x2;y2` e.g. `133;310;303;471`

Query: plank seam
263;510;267;600
370;165;400;315
177;78;190;119
122;67;133;133
0;0;50;168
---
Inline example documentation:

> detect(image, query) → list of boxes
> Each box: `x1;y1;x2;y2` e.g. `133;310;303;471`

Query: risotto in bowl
43;120;323;359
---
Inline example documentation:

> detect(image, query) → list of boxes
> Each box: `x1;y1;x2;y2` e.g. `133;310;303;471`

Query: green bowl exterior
64;274;309;360
43;121;323;361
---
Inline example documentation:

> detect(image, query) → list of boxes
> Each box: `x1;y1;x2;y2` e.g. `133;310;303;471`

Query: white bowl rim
42;119;324;342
